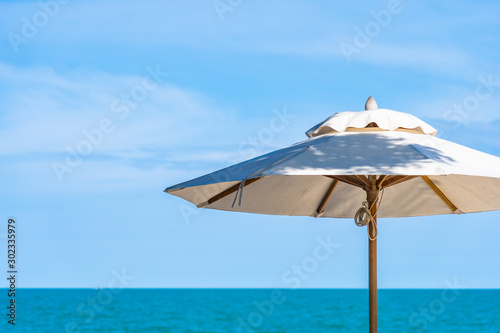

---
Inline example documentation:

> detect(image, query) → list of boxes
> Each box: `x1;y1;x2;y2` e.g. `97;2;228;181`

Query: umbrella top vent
306;96;438;138
365;96;378;110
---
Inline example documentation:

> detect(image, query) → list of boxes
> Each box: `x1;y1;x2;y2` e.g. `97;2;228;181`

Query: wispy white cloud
0;63;300;191
356;43;469;71
408;77;500;124
0;63;230;156
2;0;498;81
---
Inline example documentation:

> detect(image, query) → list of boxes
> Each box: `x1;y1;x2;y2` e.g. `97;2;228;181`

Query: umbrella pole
367;189;379;333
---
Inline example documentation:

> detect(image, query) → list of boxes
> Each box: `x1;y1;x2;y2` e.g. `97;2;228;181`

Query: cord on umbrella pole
354;189;384;240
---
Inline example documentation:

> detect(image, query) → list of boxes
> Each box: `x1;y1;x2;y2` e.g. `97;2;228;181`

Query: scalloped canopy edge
306;109;438;138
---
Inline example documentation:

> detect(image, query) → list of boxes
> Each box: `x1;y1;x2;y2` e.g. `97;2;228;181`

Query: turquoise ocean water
2;289;499;332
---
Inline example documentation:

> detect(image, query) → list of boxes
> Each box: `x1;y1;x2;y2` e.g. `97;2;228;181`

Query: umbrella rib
381;175;418;188
205;178;260;206
316;180;339;215
344;175;370;188
376;175;388;188
420;176;458;212
356;175;371;187
325;175;365;188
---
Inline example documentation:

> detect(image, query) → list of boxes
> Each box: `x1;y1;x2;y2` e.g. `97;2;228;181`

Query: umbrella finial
365;96;378;110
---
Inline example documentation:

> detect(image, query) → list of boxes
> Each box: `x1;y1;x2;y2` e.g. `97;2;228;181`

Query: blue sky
1;0;500;289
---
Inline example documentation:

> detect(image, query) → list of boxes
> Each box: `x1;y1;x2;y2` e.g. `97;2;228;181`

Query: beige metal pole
366;188;379;333
366;98;381;332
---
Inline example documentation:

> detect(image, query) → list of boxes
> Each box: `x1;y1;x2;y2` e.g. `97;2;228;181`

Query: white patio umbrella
164;97;500;332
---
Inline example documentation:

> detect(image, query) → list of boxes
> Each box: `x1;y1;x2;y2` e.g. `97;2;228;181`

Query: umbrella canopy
165;100;500;218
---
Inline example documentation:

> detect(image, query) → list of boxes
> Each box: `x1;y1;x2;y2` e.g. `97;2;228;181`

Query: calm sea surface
3;289;500;332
